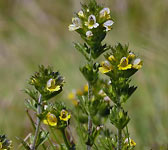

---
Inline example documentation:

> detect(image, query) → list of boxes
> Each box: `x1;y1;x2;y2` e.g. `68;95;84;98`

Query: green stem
26;110;46;150
31;94;42;150
48;125;61;145
87;82;92;150
126;126;130;147
117;128;122;150
116;89;122;150
61;128;71;150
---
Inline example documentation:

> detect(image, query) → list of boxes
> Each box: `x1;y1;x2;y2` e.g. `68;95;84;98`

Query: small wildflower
99;8;111;19
46;78;61;92
96;125;103;131
98;90;106;97
99;61;113;74
118;57;132;70
44;105;48;110
69;17;82;31
125;138;136;147
59;110;71;121
68;91;78;106
83;84;88;93
130;139;136;146
108;55;115;61
78;10;84;18
132;58;142;69
85;15;99;29
68;91;76;100
104;96;110;102
128;52;135;60
86;31;93;38
103;20;114;32
76;89;83;96
43;112;57;126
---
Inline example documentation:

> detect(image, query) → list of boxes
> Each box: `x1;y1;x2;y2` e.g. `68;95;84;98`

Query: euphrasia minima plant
68;0;142;150
21;65;74;150
6;0;142;150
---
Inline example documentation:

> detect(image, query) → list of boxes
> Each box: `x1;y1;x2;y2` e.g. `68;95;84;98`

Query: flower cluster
42;102;71;129
24;66;74;150
0;135;12;150
99;44;142;75
69;0;114;59
69;7;114;35
29;65;64;100
68;0;142;149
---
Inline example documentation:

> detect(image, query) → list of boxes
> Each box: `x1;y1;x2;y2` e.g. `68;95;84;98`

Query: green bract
29;65;64;100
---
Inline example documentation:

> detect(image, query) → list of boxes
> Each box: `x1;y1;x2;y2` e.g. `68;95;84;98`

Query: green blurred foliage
0;0;168;149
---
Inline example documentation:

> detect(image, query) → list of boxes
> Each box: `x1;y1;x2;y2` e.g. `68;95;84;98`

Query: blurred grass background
0;0;168;149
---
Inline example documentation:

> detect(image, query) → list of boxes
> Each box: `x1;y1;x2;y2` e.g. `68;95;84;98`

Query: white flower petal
104;20;114;26
133;58;141;65
78;10;84;17
100;7;110;18
86;31;93;37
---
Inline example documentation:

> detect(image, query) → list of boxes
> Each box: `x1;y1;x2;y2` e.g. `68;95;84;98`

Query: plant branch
117;90;122;150
31;94;42;150
87;82;92;150
117;128;122;150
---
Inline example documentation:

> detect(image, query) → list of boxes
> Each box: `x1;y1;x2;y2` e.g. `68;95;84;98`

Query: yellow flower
118;57;132;70
85;15;99;29
99;8;111;19
68;92;76;100
108;55;115;61
99;61;113;74
98;90;106;97
76;89;83;96
86;31;93;38
46;78;60;92
78;10;84;18
83;84;88;92
128;52;135;60
130;139;136;147
103;20;114;32
132;58;142;69
69;17;82;31
59;110;71;121
43;112;57;126
68;91;78;106
0;142;2;149
124;138;136;147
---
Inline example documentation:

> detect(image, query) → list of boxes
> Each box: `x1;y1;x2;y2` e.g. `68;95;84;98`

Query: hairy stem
87;82;92;150
116;89;122;150
117;128;122;150
31;94;42;150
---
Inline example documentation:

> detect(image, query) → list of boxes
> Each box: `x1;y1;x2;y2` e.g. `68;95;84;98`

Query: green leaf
36;131;49;149
74;42;91;61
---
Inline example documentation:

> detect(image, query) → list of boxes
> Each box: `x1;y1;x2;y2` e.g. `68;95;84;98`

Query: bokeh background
0;0;168;149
